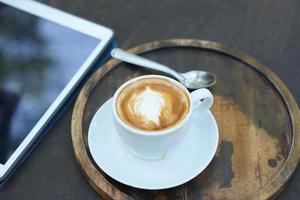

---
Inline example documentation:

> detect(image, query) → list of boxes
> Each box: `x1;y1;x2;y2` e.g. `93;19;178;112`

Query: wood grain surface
0;0;300;199
71;39;300;200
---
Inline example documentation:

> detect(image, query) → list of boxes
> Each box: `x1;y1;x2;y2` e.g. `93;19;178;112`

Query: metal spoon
111;48;217;89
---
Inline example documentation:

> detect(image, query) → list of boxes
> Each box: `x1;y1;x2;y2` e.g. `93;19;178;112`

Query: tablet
0;0;113;182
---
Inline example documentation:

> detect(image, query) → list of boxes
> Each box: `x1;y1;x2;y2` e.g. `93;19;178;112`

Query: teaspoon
111;48;217;89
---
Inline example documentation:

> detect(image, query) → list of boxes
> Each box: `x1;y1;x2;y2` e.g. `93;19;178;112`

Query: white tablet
0;0;113;182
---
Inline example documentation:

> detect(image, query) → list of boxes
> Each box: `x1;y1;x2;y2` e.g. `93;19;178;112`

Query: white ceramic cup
112;75;213;160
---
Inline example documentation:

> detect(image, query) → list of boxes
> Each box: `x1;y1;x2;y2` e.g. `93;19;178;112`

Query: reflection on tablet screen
0;3;99;164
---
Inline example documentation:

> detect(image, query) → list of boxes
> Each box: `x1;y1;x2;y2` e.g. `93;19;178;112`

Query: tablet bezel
0;0;113;180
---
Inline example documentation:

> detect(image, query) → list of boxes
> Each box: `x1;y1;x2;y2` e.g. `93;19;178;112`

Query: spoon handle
111;48;184;82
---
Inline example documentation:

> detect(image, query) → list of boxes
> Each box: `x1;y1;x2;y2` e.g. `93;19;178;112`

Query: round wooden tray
71;39;300;200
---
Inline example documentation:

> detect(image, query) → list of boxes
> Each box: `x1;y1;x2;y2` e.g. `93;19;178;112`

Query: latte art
129;86;165;126
116;77;190;131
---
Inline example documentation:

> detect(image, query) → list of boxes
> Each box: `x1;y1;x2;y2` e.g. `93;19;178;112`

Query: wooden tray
71;39;300;200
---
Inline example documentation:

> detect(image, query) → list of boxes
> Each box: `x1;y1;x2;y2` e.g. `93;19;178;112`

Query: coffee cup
112;75;213;160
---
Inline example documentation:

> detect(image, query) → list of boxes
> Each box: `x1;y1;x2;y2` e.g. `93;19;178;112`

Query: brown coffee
116;77;190;131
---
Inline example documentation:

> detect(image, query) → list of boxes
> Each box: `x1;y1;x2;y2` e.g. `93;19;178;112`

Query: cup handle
191;88;213;110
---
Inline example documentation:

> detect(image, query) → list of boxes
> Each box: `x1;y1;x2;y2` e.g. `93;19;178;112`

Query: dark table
1;0;300;199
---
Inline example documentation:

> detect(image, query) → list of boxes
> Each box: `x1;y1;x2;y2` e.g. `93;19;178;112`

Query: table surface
1;0;300;199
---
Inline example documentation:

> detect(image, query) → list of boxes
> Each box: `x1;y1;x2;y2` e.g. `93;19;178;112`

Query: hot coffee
116;77;190;131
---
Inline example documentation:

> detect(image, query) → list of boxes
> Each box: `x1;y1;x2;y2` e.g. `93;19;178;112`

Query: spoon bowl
181;70;217;89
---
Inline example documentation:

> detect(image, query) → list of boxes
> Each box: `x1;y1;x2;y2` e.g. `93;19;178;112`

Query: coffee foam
116;78;190;131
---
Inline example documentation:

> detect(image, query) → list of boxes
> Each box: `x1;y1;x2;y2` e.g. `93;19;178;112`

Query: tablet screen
0;3;100;164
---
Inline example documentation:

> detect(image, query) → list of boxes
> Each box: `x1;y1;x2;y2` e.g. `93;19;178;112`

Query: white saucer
88;99;219;190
